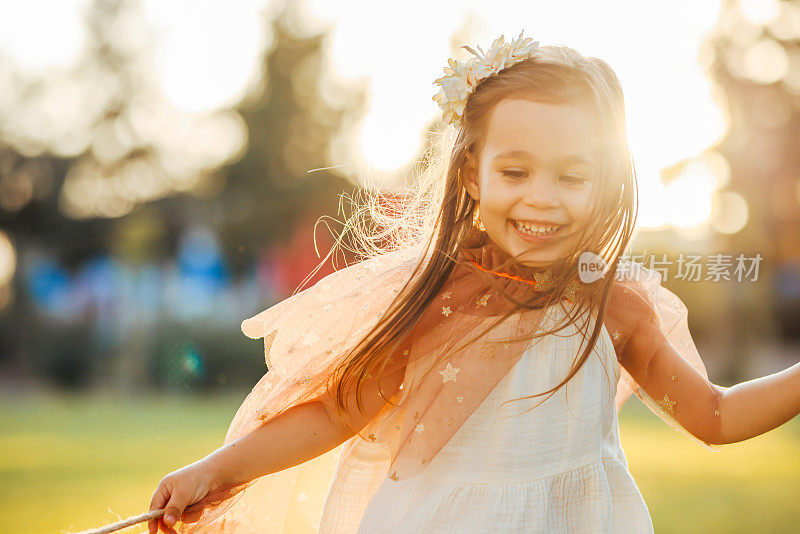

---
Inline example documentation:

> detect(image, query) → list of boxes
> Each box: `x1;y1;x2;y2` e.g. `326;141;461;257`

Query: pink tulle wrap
175;229;719;533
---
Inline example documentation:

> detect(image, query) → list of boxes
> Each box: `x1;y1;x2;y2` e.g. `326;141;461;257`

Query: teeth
514;220;562;235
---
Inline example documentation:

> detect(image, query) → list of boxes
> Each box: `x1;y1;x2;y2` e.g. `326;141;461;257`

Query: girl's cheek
566;191;593;214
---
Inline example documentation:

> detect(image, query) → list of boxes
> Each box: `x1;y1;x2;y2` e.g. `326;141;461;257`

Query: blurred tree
0;0;369;389
702;0;800;378
215;3;367;278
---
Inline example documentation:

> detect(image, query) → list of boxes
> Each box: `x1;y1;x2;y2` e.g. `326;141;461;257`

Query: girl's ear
461;151;480;201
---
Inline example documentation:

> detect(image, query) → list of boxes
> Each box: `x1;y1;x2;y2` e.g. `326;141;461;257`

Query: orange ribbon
467;259;542;288
466;259;578;303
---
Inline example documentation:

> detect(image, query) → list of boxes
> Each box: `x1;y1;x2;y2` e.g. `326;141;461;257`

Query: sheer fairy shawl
174;228;720;532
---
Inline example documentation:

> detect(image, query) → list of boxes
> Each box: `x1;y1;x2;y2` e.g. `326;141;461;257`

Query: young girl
148;31;800;533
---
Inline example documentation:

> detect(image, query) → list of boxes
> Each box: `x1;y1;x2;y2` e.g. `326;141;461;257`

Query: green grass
0;389;244;534
2;390;799;533
620;400;800;533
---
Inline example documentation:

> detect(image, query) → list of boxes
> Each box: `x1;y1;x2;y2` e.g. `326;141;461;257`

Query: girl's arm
150;362;405;531
204;364;405;488
712;361;800;443
613;287;800;446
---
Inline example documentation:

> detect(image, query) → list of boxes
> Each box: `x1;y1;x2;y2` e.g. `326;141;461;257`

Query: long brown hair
315;43;639;420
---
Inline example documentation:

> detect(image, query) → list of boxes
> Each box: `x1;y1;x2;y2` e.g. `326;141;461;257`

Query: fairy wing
177;245;424;533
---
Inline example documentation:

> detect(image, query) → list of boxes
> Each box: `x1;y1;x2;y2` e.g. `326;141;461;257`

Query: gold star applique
421;458;428;464
649;315;658;324
480;344;497;360
442;290;452;299
442;306;452;317
446;417;456;426
413;410;421;421
476;293;491;307
533;269;553;291
300;376;311;384
456;396;464;403
403;349;409;356
368;433;377;442
439;362;461;383
714;409;720;416
389;471;399;481
611;330;620;341
414;423;425;434
657;393;676;414
671;375;677;381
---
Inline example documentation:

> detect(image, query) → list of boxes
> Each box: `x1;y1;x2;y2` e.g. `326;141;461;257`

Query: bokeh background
1;0;800;532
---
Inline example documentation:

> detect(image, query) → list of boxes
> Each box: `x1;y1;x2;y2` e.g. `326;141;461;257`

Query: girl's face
462;98;598;267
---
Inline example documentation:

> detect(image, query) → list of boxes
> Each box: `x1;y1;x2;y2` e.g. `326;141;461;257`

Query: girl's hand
148;459;218;534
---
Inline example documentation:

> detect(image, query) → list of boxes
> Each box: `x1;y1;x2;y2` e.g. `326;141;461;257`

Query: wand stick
67;508;165;534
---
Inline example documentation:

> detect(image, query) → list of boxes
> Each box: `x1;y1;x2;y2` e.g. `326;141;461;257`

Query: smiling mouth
511;219;565;237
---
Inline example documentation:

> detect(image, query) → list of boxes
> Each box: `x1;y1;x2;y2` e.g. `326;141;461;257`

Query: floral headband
432;30;541;129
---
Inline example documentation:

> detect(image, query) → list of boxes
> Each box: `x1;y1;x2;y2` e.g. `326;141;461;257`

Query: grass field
2;389;799;533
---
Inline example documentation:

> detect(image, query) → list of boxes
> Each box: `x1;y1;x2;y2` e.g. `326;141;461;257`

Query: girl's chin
507;234;566;267
500;241;559;266
514;253;557;268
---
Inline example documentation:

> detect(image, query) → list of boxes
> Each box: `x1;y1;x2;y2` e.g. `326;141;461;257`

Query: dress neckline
456;226;582;303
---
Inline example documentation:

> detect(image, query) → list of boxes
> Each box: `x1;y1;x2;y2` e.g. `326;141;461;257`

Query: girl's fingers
162;491;189;531
157;516;179;534
149;516;162;534
149;484;169;534
148;511;166;534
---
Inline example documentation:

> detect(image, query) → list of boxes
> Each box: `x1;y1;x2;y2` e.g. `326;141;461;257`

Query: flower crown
432;30;541;129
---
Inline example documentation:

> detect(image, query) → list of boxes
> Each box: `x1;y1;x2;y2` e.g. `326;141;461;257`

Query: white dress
352;306;654;533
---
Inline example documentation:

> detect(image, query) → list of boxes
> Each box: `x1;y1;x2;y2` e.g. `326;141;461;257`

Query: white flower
432;30;540;128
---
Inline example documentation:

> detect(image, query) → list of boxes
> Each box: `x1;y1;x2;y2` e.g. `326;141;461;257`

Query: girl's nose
522;175;560;208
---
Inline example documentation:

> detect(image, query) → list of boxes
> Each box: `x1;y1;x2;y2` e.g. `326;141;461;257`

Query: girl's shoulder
604;259;685;339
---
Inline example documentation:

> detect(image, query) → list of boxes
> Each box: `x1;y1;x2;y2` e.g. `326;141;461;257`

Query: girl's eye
561;174;588;184
501;170;589;183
